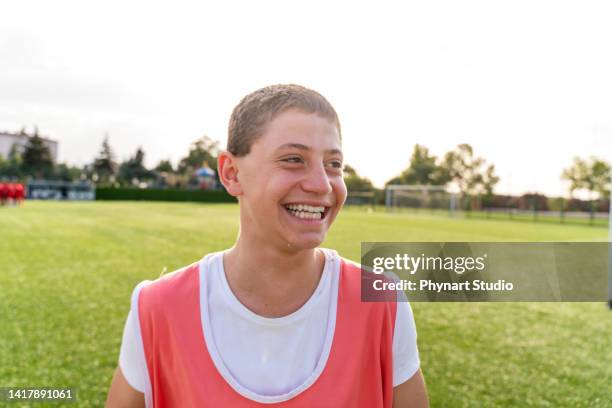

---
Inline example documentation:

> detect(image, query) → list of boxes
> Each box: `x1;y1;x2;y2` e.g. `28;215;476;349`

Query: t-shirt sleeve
392;299;421;387
118;282;150;393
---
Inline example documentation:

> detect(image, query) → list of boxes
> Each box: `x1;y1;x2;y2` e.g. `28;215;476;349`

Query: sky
0;0;610;197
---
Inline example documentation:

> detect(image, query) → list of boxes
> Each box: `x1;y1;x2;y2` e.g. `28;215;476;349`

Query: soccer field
0;201;610;407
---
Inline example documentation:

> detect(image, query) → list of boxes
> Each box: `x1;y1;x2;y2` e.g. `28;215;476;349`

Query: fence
95;188;236;203
467;207;609;227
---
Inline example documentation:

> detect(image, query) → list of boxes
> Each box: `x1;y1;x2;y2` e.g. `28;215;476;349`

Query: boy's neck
222;238;326;318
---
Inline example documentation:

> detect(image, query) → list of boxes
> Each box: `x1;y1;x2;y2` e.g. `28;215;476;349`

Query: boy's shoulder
135;255;212;307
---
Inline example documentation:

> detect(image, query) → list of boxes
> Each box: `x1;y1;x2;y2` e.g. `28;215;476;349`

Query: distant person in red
15;183;25;205
6;183;16;205
0;182;6;206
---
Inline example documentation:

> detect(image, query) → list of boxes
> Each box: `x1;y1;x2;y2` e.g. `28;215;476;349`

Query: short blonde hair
227;84;341;157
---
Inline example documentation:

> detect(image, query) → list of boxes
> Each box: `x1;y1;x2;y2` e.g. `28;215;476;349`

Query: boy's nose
301;164;333;195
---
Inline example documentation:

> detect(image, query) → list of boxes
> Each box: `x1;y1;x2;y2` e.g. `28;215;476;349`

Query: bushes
95;188;236;203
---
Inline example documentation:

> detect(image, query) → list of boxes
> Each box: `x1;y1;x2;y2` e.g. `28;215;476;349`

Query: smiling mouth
283;204;330;220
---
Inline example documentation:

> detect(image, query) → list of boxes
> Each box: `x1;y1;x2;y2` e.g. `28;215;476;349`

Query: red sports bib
138;258;397;407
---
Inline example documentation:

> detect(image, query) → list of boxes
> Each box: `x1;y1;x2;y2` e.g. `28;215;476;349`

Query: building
0;130;58;162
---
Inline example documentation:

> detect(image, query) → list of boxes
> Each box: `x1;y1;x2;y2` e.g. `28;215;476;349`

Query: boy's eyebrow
275;143;343;156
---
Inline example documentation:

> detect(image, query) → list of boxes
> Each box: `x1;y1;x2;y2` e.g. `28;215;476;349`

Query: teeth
285;204;325;213
285;207;323;220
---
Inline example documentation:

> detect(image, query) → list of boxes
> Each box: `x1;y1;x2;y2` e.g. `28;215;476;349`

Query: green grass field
0;201;610;407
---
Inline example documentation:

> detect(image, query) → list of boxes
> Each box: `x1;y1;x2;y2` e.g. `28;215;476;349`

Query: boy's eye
282;157;303;164
326;160;343;169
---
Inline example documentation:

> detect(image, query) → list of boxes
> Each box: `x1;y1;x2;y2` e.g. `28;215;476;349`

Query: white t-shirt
119;249;420;404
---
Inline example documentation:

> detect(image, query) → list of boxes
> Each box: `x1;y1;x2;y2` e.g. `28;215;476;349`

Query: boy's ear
218;151;243;197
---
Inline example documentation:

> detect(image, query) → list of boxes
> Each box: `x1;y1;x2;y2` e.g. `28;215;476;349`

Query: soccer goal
346;191;376;208
385;185;458;215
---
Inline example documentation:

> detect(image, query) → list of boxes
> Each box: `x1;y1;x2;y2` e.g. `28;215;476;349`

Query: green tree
0;144;23;178
562;156;611;199
93;135;118;183
562;156;611;222
0;154;7;175
441;144;499;209
53;163;83;182
118;147;153;186
22;131;54;178
155;159;174;173
344;164;374;192
385;144;449;186
8;144;22;164
178;136;220;174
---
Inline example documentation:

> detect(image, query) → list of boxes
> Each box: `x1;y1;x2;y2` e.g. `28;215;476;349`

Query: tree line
345;143;500;209
1;130;610;205
344;143;610;210
89;135;221;188
0;130;221;189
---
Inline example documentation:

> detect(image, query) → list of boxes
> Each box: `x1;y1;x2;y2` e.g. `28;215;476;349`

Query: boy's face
235;109;346;251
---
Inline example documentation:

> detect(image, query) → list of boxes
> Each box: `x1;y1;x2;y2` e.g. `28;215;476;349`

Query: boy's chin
283;235;325;252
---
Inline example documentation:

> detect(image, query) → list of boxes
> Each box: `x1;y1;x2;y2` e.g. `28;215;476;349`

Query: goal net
385;185;457;215
345;191;376;207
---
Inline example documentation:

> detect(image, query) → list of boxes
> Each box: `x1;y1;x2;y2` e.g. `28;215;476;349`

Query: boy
106;84;428;407
15;183;25;205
